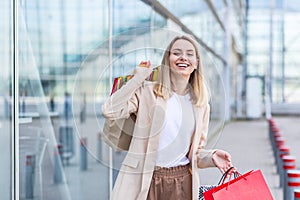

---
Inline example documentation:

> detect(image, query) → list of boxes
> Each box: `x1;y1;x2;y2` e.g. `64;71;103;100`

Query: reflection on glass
0;1;12;200
3;0;248;199
18;0;111;199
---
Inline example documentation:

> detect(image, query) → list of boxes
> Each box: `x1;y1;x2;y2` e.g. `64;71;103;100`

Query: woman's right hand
134;60;153;79
138;60;151;68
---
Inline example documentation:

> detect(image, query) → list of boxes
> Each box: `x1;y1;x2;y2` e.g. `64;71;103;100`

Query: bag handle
218;167;240;185
218;167;251;191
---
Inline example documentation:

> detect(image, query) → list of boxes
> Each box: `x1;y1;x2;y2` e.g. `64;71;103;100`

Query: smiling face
169;39;198;79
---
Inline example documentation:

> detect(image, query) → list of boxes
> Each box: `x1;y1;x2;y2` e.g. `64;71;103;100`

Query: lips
176;63;189;68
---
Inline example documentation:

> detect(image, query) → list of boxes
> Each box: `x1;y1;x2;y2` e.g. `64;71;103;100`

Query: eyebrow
172;48;195;52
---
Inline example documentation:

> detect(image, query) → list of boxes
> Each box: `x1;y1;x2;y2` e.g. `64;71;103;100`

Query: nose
179;53;188;60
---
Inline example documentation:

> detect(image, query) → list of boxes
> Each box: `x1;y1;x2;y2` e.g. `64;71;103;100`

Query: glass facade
246;0;300;103
3;0;241;198
0;1;12;200
7;0;300;199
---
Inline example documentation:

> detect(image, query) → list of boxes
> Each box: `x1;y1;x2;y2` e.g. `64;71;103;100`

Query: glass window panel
18;0;110;199
211;0;227;23
284;79;300;103
285;0;300;11
157;0;205;19
113;0;151;34
0;1;12;199
249;0;270;8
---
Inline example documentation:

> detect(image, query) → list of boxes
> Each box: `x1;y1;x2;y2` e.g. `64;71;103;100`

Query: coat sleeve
196;104;217;168
102;67;152;120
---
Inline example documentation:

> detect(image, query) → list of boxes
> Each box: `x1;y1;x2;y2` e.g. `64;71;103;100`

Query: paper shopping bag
102;114;136;151
204;170;274;200
103;66;159;151
203;170;252;200
200;167;234;200
110;66;159;95
199;185;216;200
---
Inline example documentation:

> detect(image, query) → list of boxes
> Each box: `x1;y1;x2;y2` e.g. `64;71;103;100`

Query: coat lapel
191;105;203;200
139;96;166;198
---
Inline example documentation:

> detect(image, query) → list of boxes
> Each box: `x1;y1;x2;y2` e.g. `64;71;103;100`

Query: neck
170;72;189;95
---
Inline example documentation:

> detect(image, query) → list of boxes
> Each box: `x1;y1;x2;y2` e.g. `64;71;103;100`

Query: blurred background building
1;0;300;199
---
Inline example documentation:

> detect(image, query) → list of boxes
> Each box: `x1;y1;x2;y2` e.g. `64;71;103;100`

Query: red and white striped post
271;131;283;153
282;155;296;170
268;118;275;140
282;155;296;188
269;120;279;143
275;136;285;148
294;189;300;200
274;138;287;173
275;137;285;167
285;170;300;200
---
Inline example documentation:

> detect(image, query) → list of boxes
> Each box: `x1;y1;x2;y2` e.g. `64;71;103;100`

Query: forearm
102;67;152;120
197;149;217;168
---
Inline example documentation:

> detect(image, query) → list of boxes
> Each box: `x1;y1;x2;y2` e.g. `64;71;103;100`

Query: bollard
25;155;36;199
285;170;300;200
275;136;285;148
80;137;88;171
281;155;296;187
97;132;102;162
277;146;290;186
275;145;290;168
271;132;283;152
59;125;75;165
274;132;283;139
271;124;280;133
53;145;63;184
269;122;279;140
274;137;285;169
294;189;300;200
276;145;290;173
268;119;274;141
268;118;274;127
282;155;296;170
270;124;280;143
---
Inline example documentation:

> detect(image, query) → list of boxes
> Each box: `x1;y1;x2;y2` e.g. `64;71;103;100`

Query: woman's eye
173;52;181;56
187;53;194;56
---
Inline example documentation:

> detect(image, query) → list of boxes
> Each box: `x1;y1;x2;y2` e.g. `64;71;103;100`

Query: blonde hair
153;35;210;107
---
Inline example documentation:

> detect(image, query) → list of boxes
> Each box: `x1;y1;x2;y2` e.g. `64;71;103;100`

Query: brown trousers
147;164;192;200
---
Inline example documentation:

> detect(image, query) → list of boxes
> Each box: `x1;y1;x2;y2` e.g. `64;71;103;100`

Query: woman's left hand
212;149;233;174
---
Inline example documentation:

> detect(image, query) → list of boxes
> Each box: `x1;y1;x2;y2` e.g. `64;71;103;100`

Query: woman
102;35;233;200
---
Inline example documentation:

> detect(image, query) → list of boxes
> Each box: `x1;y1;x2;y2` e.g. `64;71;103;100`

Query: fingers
213;150;234;174
224;151;232;161
220;168;226;174
220;165;236;175
219;160;234;174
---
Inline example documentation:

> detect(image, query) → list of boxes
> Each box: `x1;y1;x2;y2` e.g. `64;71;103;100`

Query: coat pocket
122;156;139;169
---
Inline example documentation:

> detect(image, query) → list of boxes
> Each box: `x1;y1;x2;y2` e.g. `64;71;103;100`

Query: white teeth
177;63;188;67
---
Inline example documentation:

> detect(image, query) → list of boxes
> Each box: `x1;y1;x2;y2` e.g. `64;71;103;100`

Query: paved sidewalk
16;115;299;199
199;119;283;199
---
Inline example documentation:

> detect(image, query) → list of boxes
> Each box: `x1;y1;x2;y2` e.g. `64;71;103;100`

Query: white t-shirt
155;93;195;167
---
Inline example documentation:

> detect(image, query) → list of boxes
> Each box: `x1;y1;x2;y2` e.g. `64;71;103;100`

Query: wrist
212;150;218;167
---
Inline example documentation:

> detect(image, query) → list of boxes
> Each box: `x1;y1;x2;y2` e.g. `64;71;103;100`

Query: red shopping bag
204;170;274;200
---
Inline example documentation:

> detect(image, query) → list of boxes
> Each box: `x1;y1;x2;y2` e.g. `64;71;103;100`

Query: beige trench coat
102;67;216;200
